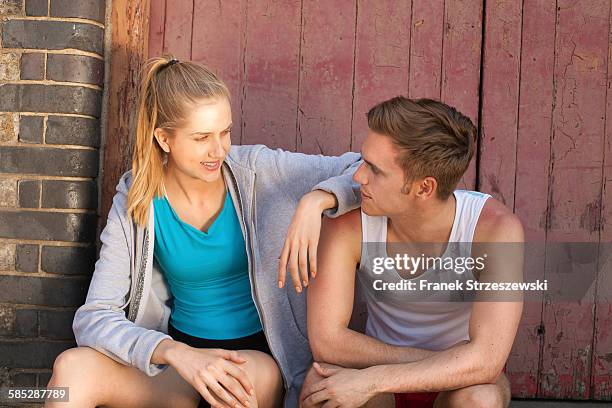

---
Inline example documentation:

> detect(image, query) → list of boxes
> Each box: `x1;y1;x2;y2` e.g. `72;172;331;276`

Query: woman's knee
240;350;283;407
46;347;109;407
50;347;109;385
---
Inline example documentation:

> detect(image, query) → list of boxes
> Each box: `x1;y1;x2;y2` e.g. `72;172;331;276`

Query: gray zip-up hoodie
72;144;361;407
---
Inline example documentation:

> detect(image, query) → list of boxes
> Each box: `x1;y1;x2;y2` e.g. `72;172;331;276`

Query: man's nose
353;162;367;184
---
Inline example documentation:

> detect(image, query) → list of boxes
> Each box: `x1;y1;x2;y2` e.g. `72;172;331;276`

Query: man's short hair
367;96;476;200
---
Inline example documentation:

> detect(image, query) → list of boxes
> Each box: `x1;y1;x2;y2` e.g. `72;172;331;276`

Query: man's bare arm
308;209;439;368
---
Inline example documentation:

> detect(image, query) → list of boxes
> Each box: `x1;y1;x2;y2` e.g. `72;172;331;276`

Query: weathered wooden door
143;0;611;400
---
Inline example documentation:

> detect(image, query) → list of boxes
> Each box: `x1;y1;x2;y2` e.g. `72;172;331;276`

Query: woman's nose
210;137;225;159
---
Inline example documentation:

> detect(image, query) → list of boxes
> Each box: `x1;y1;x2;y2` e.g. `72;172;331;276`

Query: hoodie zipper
126;201;153;323
127;226;148;322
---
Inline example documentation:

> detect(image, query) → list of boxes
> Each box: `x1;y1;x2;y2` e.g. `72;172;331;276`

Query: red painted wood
162;0;193;60
478;0;523;208
241;0;301;150
297;0;356;155
147;0;165;57
350;0;412;152
191;0;246;144
409;0;444;100
591;1;612;399
440;0;483;190
506;0;557;398
539;0;609;399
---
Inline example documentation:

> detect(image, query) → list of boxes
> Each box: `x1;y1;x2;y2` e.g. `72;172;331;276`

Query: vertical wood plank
539;0;609;399
350;0;412;151
148;0;166;57
478;0;523;208
162;0;193;60
100;0;151;228
241;0;301;150
506;0;557;398
590;0;612;400
297;0;356;155
191;1;246;144
409;0;444;99
440;0;483;190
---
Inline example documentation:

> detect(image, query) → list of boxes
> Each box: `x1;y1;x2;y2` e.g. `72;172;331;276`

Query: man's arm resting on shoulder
361;212;525;394
308;211;443;369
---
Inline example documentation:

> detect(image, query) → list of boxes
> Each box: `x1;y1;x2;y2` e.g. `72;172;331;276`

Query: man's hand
299;364;325;408
301;362;376;408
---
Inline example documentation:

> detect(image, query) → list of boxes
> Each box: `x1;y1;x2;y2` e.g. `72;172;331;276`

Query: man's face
353;130;417;216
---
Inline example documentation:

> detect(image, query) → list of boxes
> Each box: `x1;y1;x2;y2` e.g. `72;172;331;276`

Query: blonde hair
127;56;230;227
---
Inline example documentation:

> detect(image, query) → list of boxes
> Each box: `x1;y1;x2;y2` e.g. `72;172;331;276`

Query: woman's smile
201;160;221;171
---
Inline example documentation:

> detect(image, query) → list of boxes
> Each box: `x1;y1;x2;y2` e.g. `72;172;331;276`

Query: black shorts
168;323;273;408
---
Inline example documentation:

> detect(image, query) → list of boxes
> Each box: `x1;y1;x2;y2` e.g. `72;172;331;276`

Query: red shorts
394;392;439;408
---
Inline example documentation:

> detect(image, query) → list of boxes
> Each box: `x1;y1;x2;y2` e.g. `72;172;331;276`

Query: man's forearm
313;327;437;368
368;343;499;394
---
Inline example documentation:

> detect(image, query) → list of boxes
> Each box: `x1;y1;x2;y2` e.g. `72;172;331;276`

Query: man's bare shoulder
322;208;361;234
474;197;524;243
321;208;362;261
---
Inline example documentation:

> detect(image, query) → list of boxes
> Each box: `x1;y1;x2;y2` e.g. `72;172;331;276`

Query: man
301;97;524;408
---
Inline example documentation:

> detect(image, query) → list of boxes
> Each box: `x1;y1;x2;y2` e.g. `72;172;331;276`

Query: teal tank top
153;191;262;340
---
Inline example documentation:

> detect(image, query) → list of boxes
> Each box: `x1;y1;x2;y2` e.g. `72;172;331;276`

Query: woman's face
156;97;232;183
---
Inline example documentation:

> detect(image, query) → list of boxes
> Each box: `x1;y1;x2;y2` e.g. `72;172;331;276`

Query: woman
45;57;360;408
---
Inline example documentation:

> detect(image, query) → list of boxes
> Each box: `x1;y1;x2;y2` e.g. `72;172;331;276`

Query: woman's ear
153;128;171;153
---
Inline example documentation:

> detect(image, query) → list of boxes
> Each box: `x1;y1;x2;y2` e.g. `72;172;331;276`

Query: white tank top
357;190;491;350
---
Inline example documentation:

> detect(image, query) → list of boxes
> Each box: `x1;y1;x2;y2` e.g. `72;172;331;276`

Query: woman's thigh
46;346;199;408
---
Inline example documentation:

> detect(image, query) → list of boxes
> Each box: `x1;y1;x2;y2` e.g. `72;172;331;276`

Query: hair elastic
158;58;179;74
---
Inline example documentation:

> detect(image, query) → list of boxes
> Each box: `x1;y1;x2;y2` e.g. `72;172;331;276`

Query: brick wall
0;0;105;394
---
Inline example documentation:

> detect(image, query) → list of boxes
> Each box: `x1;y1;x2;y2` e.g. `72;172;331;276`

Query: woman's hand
158;340;255;408
278;190;338;293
